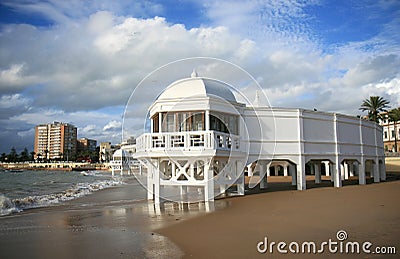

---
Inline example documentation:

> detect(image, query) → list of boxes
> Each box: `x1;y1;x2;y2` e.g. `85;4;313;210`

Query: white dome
157;77;237;103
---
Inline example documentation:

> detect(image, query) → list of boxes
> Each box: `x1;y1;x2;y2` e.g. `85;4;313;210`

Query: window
152;114;159;133
210;112;238;135
160;111;204;132
384;131;388;139
392;130;395;138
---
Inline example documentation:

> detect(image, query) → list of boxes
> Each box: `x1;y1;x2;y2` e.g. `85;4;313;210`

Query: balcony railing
136;131;240;152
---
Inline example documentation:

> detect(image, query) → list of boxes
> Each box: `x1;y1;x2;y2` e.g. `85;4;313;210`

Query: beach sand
0;179;228;258
1;174;399;258
158;175;400;258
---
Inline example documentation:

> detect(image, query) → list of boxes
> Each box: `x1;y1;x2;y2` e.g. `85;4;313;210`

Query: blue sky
0;0;399;153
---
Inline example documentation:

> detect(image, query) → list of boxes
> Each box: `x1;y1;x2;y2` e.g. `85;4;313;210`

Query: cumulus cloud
0;0;399;152
103;120;122;131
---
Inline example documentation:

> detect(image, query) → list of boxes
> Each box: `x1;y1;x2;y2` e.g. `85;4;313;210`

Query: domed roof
157;76;237;103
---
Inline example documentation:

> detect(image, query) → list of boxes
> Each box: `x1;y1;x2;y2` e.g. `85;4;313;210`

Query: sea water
0;170;126;216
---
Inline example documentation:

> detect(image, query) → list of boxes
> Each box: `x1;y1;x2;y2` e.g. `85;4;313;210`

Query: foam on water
0;176;125;216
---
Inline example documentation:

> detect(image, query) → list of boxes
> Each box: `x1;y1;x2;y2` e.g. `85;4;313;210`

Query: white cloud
103;120;122;131
0;94;31;108
0;0;399;152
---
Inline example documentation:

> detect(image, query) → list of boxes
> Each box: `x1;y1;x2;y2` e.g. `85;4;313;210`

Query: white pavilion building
134;73;385;203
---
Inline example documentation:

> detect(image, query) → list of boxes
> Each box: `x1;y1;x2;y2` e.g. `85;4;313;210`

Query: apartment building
99;142;115;162
380;112;400;152
34;122;77;160
77;138;97;152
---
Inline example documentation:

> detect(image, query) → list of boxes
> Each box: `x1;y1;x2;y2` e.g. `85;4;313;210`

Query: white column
260;162;268;189
247;164;253;177
154;161;160;204
147;164;153;200
380;158;386;181
310;162;315;175
289;164;296;186
349;161;354;177
344;161;349;180
333;162;342;187
297;156;306;190
358;160;366;185
274;165;279;176
283;164;288;176
205;201;215;212
373;158;380;183
324;161;330;176
314;163;321;184
340;162;345;179
205;110;210;131
237;161;245;196
204;165;214;201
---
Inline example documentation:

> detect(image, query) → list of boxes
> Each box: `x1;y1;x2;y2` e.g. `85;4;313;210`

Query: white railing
136;131;240;152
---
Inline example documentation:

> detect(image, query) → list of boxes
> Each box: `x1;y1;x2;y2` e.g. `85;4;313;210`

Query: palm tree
388;108;400;152
359;96;390;123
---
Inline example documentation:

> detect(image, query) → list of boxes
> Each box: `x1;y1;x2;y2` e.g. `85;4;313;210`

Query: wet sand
0;180;228;258
158;176;400;258
1;174;399;258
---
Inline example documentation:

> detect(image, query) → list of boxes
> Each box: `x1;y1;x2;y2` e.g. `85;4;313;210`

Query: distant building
99;142;115;162
77;138;97;152
34;122;77;160
379;110;400;152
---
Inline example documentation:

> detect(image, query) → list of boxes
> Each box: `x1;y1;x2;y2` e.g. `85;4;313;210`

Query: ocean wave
0;195;21;216
0;178;124;216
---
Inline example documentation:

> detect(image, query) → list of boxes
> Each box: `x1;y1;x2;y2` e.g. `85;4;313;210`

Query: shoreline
0;177;227;258
1;172;399;258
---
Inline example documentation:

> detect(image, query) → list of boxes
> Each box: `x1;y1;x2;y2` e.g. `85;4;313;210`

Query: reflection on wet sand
0;183;230;259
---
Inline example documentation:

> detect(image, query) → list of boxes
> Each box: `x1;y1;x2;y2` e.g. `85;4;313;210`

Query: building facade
134;74;385;203
99;142;114;162
77;138;97;152
34;122;77;160
379;111;400;153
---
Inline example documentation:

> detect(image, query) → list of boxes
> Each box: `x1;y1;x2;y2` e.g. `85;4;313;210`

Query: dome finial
191;69;198;78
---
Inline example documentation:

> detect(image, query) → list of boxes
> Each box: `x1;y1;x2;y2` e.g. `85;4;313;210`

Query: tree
388;108;400;152
8;147;18;162
359;96;390;123
0;153;6;162
30;151;35;161
44;149;49;162
19;148;30;161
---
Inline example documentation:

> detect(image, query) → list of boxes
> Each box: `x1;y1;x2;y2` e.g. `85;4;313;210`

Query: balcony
136;131;241;153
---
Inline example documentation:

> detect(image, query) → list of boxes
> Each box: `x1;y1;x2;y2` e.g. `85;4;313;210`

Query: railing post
185;132;190;148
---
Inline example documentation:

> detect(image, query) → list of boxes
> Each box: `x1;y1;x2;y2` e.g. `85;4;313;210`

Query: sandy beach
1;173;399;258
159;175;400;258
0;179;226;258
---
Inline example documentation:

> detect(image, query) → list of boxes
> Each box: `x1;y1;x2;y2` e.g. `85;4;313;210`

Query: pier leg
314;163;321;184
358;161;366;185
297;157;306;190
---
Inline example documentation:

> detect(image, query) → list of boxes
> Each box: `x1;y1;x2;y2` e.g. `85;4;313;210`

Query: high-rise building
77;138;97;152
34;122;77;160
